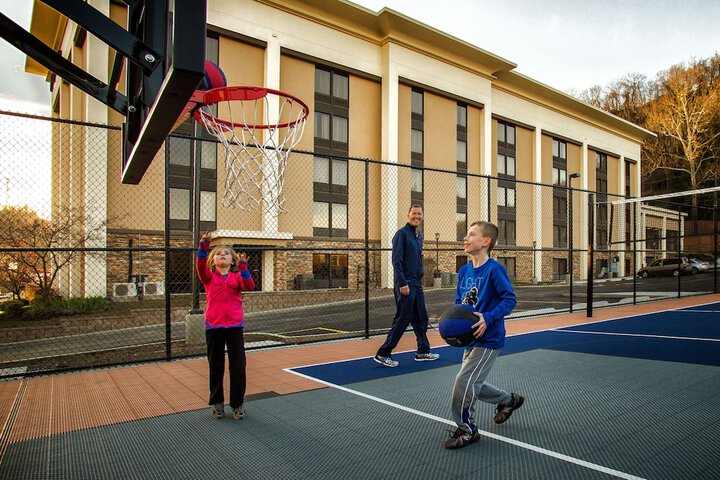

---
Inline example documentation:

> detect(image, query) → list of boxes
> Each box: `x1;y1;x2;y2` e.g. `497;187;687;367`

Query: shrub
0;299;29;320
5;295;109;321
64;296;108;314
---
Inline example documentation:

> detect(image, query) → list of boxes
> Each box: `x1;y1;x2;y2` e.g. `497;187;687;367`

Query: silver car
637;257;693;278
689;258;712;274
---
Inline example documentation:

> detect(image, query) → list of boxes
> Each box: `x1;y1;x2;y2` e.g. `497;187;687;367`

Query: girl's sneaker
210;403;224;419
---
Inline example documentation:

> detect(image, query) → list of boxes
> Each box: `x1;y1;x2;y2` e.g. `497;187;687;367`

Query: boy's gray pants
451;346;512;433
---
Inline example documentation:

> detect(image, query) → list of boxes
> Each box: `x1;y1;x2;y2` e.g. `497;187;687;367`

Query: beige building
29;0;654;298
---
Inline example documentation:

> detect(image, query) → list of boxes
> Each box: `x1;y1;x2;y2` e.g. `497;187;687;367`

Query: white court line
553;329;720;343
284;367;647;480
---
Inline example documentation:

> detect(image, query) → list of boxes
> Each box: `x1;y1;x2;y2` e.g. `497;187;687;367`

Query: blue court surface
2;303;719;479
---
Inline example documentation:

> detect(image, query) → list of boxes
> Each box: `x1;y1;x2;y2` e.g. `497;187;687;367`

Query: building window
496;257;516;282
497;121;516;246
646;227;661;250
167;35;218;232
410;89;424;205
457;103;468;241
313;254;348;288
456;255;468;273
552;139;568;248
456;212;467;242
312;201;348;237
314;66;349;237
553;258;568;281
596;152;608;247
666;229;679;253
498;219;516;246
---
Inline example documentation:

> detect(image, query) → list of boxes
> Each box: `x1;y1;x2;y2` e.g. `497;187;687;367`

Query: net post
632;200;637;304
714;198;718;294
587;193;595;317
568;184;574;313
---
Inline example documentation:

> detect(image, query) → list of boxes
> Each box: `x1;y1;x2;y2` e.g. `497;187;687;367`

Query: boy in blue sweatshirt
444;221;524;449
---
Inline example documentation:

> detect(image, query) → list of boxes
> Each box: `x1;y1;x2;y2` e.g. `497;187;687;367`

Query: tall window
497;121;516;245
625;161;633;249
457;103;468;240
168;34;218;231
553;258;568;281
497;257;516;282
552;139;568;247
314;67;349;237
411;89;424;206
596;153;608;247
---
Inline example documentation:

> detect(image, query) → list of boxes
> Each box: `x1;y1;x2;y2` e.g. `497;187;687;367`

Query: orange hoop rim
189;86;309;130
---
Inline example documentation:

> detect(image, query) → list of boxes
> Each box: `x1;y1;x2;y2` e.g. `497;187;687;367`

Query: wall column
380;44;400;289
84;0;109;298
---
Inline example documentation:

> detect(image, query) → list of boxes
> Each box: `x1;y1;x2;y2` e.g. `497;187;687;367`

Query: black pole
677;204;682;299
364;158;370;339
568;184;574;312
587;193;595;317
164;138;172;360
632;201;637;304
714;199;718;294
190;124;202;313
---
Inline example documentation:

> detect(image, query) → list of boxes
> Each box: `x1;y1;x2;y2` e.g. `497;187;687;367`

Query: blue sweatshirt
455;258;517;349
392;223;424;287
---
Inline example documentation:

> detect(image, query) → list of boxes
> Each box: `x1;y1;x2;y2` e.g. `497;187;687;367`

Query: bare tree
644;59;720;192
0;206;106;298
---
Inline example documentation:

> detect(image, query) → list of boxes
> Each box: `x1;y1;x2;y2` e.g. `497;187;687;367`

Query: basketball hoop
189;86;309;215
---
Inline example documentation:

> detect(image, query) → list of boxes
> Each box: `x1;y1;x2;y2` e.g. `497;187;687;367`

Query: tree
642;58;720;192
0;206;106;299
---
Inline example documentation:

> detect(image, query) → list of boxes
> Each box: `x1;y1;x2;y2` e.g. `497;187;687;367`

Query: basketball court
1;295;718;479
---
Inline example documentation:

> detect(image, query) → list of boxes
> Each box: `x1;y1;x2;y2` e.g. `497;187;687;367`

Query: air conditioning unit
112;282;137;300
141;281;165;296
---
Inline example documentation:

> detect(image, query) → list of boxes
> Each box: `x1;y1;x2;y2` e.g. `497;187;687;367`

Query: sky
0;1;718;217
2;0;720;113
351;0;720;93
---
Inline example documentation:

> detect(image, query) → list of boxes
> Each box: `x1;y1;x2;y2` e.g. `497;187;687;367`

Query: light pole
434;232;440;279
568;172;581;311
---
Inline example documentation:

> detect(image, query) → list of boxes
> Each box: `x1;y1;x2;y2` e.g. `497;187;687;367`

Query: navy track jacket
392;223;424;287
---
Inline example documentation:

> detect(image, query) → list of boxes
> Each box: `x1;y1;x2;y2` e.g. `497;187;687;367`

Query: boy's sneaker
210;403;224;419
415;352;440;362
444;427;480;449
494;393;525;424
373;354;399;368
232;404;245;420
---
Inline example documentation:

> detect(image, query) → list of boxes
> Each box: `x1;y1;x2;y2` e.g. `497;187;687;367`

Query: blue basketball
438;304;477;347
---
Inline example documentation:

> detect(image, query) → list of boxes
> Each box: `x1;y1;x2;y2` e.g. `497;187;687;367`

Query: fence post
364;157;370;338
714;199;718;294
587;193;595;317
164;138;172;360
677;205;682;299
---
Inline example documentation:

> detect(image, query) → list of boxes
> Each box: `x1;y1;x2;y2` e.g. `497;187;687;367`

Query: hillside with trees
570;54;720;200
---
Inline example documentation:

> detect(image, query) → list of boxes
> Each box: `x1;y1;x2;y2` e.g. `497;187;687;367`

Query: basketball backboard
0;0;206;184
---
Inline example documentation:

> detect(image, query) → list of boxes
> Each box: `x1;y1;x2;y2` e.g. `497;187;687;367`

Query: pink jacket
196;257;255;329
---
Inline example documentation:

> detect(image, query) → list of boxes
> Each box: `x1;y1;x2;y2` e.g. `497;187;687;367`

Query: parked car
637;257;693;278
688;258;712;274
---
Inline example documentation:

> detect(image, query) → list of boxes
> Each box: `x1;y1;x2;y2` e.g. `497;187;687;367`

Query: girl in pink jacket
196;232;255;420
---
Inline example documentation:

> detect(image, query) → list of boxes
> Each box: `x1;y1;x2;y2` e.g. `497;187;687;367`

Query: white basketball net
197;93;306;216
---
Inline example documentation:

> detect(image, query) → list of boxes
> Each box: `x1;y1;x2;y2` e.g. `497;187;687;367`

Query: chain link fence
0;111;718;378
